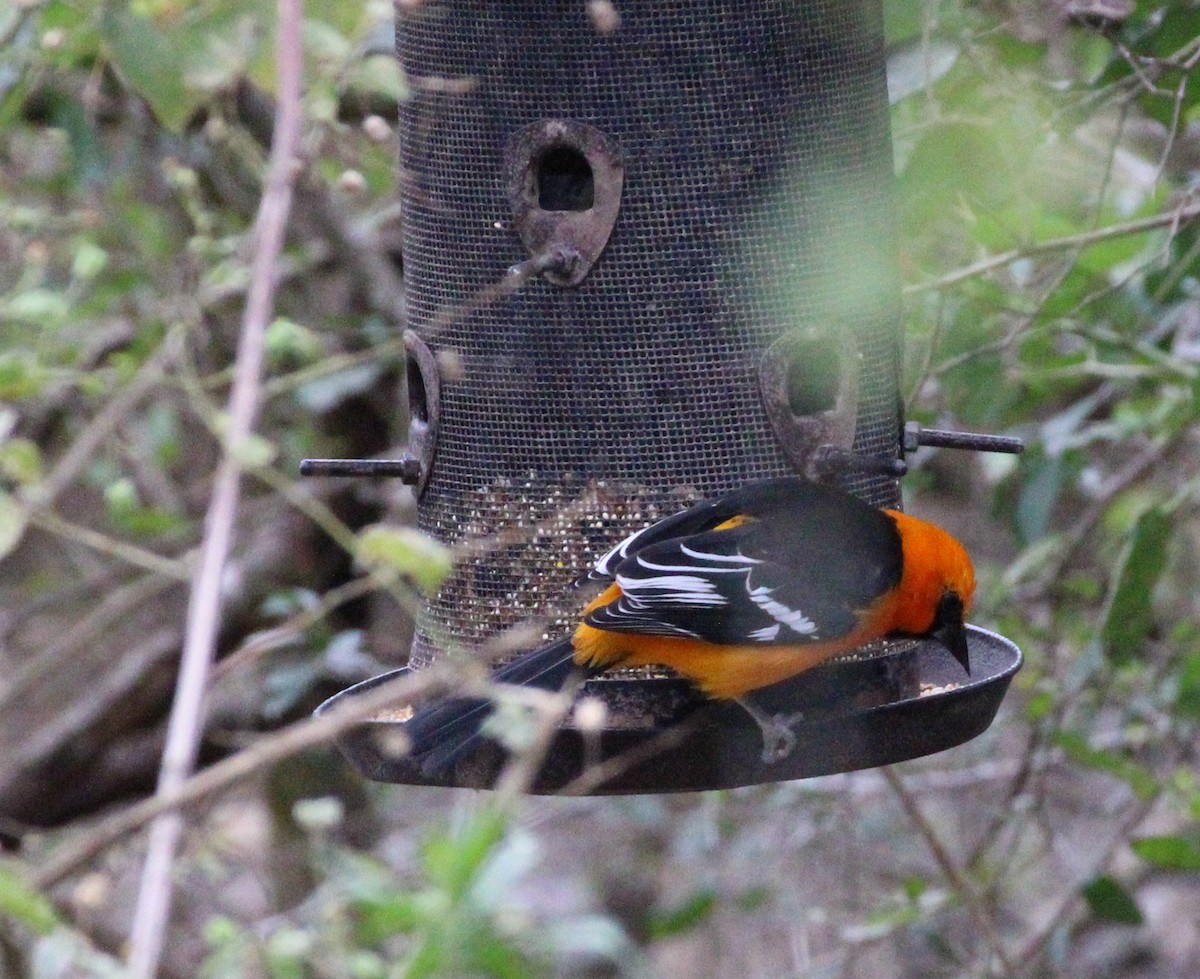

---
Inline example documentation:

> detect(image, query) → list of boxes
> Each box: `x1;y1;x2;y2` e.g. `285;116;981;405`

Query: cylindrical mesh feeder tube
399;0;903;666
314;0;1024;791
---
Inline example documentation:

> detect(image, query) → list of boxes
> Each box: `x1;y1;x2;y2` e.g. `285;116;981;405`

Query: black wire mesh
396;0;903;665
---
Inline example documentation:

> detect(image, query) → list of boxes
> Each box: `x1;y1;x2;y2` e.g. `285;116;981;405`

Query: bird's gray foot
736;699;803;763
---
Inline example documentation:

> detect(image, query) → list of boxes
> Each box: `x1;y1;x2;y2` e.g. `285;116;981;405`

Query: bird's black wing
590;491;746;580
584;487;903;646
590;478;855;578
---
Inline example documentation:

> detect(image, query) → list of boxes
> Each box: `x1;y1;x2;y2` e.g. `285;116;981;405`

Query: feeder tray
317;626;1020;794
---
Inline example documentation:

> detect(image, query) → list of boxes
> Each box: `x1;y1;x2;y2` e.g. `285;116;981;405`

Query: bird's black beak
931;591;970;675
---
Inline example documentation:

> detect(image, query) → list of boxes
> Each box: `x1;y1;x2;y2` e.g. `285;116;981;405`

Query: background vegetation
2;0;1200;976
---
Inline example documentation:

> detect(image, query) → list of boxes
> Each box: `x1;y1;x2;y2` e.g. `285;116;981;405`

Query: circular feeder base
317;626;1021;794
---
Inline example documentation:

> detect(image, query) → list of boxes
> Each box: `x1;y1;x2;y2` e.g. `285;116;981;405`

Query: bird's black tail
403;636;582;775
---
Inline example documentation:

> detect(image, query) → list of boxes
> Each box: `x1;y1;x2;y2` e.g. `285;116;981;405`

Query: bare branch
29;663;449;892
125;1;306;974
882;766;1018;978
903;198;1200;296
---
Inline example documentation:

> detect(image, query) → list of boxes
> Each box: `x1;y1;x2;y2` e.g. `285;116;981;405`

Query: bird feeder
310;0;1022;792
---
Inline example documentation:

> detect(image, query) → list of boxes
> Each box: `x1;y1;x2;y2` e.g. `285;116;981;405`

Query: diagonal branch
123;2;305;976
882;765;1017;978
903;198;1200;295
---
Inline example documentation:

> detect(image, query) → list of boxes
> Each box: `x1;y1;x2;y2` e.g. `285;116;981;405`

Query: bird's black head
930;589;970;675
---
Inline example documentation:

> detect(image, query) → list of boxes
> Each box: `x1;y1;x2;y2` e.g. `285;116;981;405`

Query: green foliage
0;867;58;935
1173;650;1200;719
0;869;132;978
355;525;454;597
1100;505;1173;661
1082;875;1144;925
1131;833;1200;870
843;875;949;943
644;888;719;939
1053;730;1160;800
390;809;632;977
3;0;1200;976
193;803;634;979
0;489;27;560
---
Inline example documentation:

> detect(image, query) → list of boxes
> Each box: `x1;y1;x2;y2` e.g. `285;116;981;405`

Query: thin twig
29;664;448;893
25;510;191;581
882;765;1018;978
27;327;184;510
418;250;568;341
124;2;304;975
1013;433;1174;602
557;718;700;796
207;577;378;685
492;675;583;805
1010;765;1174;972
27;628;555;892
903;199;1200;295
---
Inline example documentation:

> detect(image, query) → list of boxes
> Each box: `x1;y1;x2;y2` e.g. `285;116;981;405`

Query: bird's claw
757;712;803;763
736;699;804;763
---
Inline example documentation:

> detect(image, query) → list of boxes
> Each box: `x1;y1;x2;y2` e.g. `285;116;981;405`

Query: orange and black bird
404;477;975;773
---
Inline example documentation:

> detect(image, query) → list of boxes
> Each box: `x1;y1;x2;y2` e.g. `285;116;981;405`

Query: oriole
404;477;975;773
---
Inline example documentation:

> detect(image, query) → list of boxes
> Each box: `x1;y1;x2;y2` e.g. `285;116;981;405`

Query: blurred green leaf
1101;506;1171;662
540;915;629;965
264;927;313;979
348;951;387;979
262;656;323;720
471;826;539;908
303;18;353;65
353;889;434;943
646;888;719;938
4;288;70;324
295;363;385;413
1015;452;1066;545
99;3;269;132
1131;834;1200;871
1024;688;1056;721
356;525;453;596
70;239;108;281
0;869;58;934
1174;651;1200;720
0;489;28;560
228;431;279;469
0;352;47;400
100;7;198;132
882;0;924;45
200;915;255;979
103;476;138;518
421;807;508;900
899;121;1013;221
266;317;324;367
344;54;409;103
0;437;43;485
1082;875;1144;925
1053;731;1159;800
392;806;549;979
735;884;772;912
